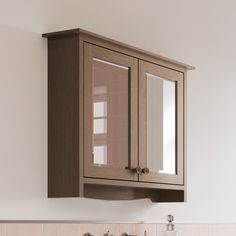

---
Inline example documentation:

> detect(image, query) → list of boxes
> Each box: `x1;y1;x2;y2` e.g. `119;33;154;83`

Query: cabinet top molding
42;28;195;71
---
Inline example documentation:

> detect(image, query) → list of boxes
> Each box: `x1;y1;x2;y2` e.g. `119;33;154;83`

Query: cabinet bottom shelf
84;184;184;202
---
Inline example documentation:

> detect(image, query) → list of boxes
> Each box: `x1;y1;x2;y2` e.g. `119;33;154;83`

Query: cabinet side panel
48;35;80;197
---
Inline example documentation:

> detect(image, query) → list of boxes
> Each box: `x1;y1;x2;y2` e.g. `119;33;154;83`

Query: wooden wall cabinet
43;29;194;202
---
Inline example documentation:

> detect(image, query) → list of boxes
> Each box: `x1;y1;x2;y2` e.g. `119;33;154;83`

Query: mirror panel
92;58;130;169
146;73;176;175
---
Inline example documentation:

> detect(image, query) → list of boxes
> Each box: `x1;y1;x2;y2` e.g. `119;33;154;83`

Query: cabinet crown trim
42;28;195;71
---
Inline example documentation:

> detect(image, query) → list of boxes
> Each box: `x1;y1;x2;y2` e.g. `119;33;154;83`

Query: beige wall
1;0;236;222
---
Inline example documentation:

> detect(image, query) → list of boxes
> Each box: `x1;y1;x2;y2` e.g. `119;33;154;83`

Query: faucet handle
84;233;94;236
167;215;174;223
104;231;113;236
121;232;137;236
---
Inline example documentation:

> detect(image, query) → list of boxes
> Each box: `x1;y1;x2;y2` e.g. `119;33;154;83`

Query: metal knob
133;166;142;175
84;233;94;236
166;215;175;231
104;231;113;236
167;214;174;222
121;232;137;236
142;167;150;174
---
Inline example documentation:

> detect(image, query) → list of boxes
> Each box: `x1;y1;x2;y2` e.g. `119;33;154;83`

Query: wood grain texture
43;28;194;71
84;184;184;202
43;28;192;201
183;71;187;201
83;177;185;190
79;36;85;197
83;42;139;181
47;34;80;197
42;29;80;38
138;60;184;185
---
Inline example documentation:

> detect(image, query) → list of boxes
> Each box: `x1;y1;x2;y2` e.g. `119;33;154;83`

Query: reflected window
93;102;107;134
93;145;107;165
93;86;108;166
92;58;129;168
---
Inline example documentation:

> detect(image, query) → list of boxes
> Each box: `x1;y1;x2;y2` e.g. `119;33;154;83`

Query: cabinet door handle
125;166;142;175
134;166;142;175
142;167;150;174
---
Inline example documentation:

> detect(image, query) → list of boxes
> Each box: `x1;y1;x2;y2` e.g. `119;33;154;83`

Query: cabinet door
139;60;184;185
84;43;138;181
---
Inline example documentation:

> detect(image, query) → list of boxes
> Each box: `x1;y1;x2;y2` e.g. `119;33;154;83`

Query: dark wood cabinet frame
43;28;194;202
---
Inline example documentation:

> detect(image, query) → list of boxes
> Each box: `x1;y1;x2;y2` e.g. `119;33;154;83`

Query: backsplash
0;223;236;236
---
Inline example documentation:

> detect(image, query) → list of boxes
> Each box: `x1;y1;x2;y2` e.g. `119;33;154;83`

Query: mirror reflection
92;58;129;168
146;73;176;175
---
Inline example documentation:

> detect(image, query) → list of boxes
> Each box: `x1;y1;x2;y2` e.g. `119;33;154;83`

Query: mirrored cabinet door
84;43;138;181
139;60;184;185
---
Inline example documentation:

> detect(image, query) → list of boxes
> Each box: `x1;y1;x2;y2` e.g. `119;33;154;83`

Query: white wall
1;0;236;223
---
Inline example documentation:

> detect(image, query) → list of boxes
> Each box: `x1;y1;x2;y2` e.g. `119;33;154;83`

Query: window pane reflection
92;58;129;168
94;101;107;118
93;146;107;165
